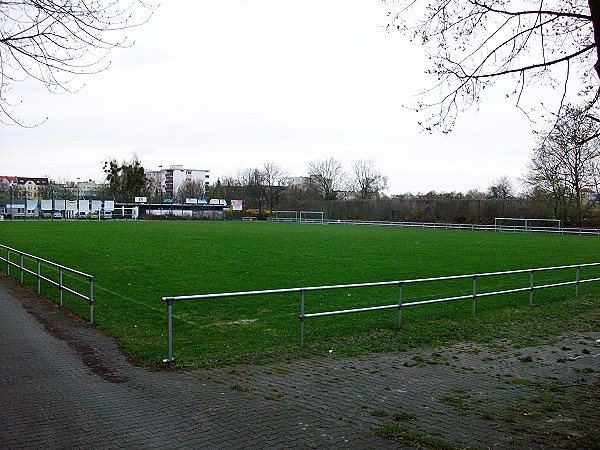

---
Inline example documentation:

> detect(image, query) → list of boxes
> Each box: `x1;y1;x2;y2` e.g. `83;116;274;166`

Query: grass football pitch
1;220;599;367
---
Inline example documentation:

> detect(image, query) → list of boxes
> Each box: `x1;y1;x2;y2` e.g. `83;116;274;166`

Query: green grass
372;425;468;449
391;411;416;421
1;220;599;367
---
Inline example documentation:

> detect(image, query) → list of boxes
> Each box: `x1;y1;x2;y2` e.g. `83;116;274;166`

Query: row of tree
199;101;600;226
205;158;388;216
98;156;389;209
4;99;598;227
98;104;600;226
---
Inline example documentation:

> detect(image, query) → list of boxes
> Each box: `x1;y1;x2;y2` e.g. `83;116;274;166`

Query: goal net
275;211;298;223
299;211;325;224
495;217;562;231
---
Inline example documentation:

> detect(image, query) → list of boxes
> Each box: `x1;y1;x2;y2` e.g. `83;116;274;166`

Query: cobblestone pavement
1;274;598;449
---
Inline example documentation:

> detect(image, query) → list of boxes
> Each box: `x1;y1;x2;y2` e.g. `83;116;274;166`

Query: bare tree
176;180;206;204
465;189;486;200
238;168;266;214
207;175;244;203
487;176;515;200
261;161;289;212
351;159;388;200
388;1;599;132
307;157;347;203
0;1;155;124
525;104;600;224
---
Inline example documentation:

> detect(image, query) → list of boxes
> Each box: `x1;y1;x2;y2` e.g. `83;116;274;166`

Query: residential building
0;176;49;200
77;179;107;198
145;169;163;197
146;165;210;200
18;177;49;199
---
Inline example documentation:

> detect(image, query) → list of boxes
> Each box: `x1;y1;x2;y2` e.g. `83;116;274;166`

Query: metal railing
267;217;600;236
161;262;600;366
0;244;94;324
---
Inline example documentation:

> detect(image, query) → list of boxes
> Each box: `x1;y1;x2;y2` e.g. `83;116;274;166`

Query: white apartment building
146;165;210;200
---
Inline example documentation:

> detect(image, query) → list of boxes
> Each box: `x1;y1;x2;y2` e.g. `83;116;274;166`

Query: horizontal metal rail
0;244;94;324
304;279;600;318
161;262;600;366
268;218;600;237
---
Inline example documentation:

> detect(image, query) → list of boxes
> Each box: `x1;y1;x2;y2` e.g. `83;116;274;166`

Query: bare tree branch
388;0;598;132
0;0;156;125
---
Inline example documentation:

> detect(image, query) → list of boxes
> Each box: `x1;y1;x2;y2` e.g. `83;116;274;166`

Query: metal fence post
59;268;63;307
167;299;173;367
397;282;403;329
6;249;9;275
37;259;41;294
299;290;305;348
529;270;534;306
89;277;94;325
20;253;24;285
472;275;477;317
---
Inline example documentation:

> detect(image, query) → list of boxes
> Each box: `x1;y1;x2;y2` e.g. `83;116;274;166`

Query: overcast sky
2;0;554;195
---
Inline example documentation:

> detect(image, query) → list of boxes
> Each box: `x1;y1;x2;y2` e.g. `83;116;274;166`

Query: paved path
0;274;598;449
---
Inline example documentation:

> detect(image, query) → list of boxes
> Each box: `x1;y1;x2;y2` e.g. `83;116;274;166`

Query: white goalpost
273;211;326;223
495;217;562;231
299;211;325;224
275;211;299;223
